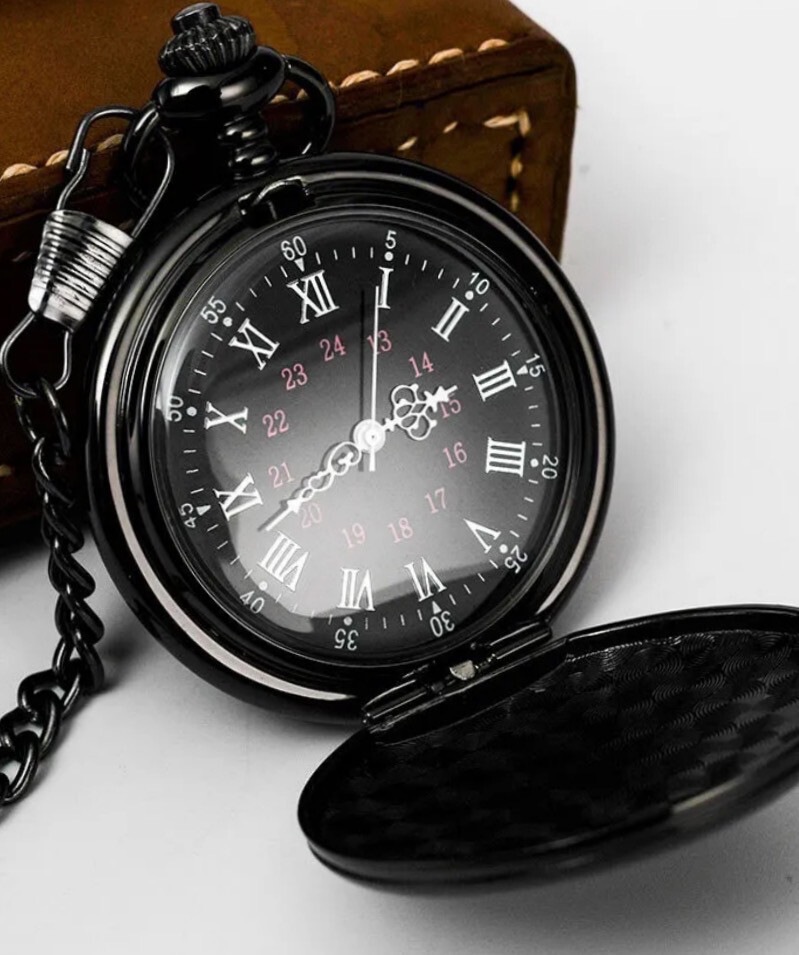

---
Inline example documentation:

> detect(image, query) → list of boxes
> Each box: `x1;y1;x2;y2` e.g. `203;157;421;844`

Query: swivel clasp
0;106;174;398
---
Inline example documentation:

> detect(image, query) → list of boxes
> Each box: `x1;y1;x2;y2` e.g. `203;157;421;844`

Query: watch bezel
86;152;613;710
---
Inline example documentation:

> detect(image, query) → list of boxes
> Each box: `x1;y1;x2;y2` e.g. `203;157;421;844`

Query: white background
4;1;799;951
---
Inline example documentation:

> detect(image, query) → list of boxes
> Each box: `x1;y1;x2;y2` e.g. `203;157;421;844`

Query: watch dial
149;207;567;664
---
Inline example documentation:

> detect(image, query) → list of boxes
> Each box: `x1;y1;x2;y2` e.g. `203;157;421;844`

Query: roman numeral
432;297;469;342
214;473;262;520
473;360;517;401
260;532;309;592
404;558;446;602
485;438;526;476
203;401;248;434
287;269;339;324
338;568;375;611
464;518;502;553
378;267;392;309
228;318;279;369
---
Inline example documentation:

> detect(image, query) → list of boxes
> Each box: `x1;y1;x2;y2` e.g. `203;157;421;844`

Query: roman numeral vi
404;558;447;601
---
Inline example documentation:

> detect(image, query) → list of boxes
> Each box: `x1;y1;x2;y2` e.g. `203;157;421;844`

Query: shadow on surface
355;807;796;952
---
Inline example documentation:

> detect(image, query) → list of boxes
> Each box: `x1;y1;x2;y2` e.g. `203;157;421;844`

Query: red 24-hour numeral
268;462;293;488
262;409;289;438
443;442;467;469
342;523;367;549
320;335;346;362
439;396;461;419
425;487;447;514
408;352;434;378
299;503;322;528
388;517;414;543
367;329;392;353
281;363;308;390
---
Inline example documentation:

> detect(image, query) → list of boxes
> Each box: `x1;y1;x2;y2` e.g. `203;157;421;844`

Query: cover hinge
362;620;553;732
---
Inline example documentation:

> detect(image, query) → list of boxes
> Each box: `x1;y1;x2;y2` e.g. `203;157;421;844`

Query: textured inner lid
299;606;799;884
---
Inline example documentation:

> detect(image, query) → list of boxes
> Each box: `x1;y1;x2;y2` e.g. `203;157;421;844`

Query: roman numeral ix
214;473;263;520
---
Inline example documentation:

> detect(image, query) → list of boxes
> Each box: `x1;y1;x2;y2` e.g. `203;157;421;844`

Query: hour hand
261;496;301;532
382;383;458;441
259;440;361;531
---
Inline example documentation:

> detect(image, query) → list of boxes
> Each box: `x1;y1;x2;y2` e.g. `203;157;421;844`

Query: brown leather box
0;0;576;530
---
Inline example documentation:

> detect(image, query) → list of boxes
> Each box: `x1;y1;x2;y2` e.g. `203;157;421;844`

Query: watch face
147;204;571;665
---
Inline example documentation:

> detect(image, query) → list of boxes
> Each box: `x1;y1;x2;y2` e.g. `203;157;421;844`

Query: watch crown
159;3;256;77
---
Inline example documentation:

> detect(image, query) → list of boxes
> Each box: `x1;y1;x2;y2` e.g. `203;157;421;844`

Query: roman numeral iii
485;438;526;476
473;360;517;401
432;297;469;342
338;568;375;611
204;401;248;434
214;473;263;520
228;318;279;369
287;269;339;324
404;558;447;601
260;533;309;592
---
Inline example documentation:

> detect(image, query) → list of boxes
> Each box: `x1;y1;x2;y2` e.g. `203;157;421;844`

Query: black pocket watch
4;3;799;885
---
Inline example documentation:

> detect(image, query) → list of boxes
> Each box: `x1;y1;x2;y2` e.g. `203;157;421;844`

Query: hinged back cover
299;605;799;883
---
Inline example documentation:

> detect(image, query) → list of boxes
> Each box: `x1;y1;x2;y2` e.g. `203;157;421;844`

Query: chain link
0;98;174;815
0;378;104;808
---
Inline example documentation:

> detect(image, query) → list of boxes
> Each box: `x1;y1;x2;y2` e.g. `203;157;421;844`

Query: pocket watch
4;3;799;885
